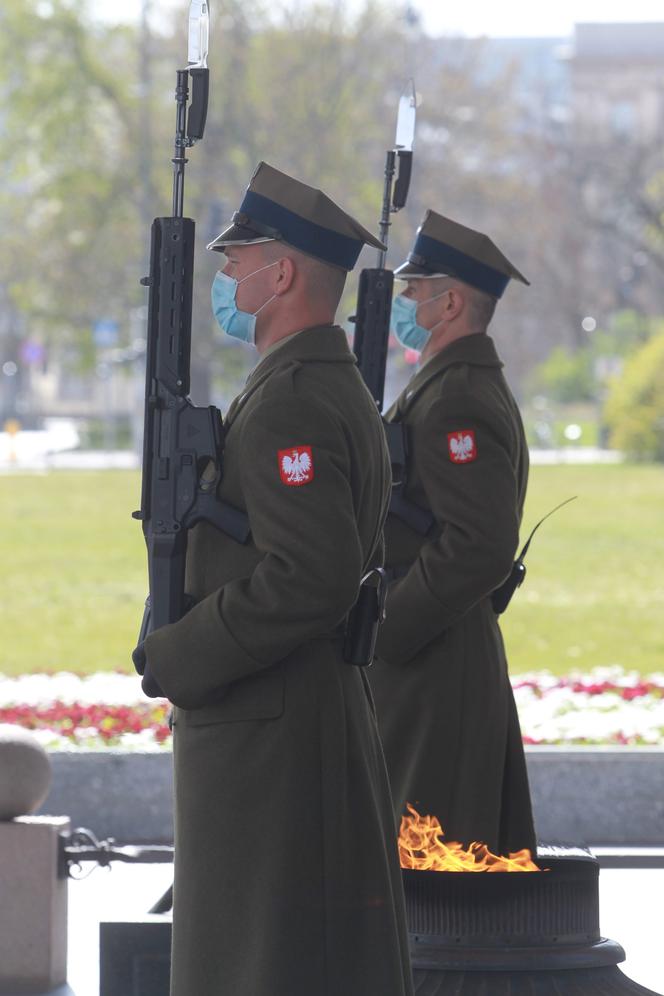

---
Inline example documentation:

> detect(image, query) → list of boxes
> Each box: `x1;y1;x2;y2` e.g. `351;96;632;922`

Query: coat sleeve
145;394;364;708
376;392;520;666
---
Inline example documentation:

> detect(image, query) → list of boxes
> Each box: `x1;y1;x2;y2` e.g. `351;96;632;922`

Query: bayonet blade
395;78;416;151
188;0;209;68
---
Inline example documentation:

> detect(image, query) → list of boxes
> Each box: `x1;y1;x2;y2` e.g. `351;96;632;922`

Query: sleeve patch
278;445;314;486
447;430;477;463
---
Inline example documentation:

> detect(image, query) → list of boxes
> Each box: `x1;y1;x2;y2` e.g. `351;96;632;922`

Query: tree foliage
604;333;664;461
527;310;663;405
0;0;143;347
160;0;530;401
528;346;595;403
3;0;664;411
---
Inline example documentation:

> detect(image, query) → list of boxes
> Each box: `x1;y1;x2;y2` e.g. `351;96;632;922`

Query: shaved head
431;276;497;331
258;241;347;312
465;285;498;330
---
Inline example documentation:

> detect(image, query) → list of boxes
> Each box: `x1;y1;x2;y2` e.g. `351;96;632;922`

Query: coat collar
396;333;503;416
226;325;355;425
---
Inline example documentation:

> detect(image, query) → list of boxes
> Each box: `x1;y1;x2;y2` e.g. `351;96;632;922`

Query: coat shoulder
416;361;495;417
249;358;386;451
412;363;524;456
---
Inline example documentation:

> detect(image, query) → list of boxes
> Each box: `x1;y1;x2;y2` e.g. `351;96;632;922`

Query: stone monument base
0;816;70;995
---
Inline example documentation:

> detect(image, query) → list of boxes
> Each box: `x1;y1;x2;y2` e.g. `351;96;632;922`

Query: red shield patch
278;445;314;486
447;430;477;464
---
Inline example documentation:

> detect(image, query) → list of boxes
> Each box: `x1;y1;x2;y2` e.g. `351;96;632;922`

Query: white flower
0;672;165;707
2;667;662;749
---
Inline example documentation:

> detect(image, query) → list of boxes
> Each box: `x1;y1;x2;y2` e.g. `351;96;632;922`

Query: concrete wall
36;746;664;847
39;752;173;845
527;746;664;847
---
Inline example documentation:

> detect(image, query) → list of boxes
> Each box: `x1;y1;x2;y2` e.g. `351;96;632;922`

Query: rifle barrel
172;70;190;218
378;149;397;267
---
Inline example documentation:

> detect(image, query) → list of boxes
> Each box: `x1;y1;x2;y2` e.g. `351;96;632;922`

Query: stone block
526;747;664;846
33;747;664;848
38;751;173;845
0;816;70;994
0;726;52;821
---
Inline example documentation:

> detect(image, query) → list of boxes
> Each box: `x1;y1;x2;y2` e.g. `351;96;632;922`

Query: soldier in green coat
142;163;414;996
369;210;537;855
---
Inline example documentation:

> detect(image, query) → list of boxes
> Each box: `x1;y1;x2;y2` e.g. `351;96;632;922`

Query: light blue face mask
211;262;278;344
390;290;448;353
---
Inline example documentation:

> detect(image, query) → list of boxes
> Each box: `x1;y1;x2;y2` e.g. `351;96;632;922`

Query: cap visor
394;259;449;279
206;222;276;252
368;234;388;252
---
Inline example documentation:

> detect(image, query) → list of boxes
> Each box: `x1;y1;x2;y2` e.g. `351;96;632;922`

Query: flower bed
513;668;664;746
0;673;170;750
0;667;663;750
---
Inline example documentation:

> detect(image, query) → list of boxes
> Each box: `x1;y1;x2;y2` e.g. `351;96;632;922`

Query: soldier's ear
274;255;296;296
445;287;465;321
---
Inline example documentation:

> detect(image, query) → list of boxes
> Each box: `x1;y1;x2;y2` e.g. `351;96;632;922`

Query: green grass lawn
501;463;664;675
1;471;146;675
1;464;663;676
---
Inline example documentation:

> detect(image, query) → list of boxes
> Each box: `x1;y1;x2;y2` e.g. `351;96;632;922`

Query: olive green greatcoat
369;333;536;854
144;326;413;996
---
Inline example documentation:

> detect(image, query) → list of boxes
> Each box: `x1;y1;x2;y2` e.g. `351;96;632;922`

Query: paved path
67;864;173;994
1;447;623;473
529;446;623;465
5;862;661;994
54;863;664;994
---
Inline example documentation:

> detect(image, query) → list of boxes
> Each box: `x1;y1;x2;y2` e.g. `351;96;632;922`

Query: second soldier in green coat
369;210;537;856
142;163;413;996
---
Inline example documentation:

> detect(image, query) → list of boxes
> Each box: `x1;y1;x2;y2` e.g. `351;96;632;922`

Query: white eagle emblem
278;445;314;485
448;430;477;463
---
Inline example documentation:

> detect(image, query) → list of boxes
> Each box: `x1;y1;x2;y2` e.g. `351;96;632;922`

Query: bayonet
354;80;418;406
353;81;434;536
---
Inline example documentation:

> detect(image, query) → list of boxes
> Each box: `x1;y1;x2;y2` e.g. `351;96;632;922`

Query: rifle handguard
352;268;394;411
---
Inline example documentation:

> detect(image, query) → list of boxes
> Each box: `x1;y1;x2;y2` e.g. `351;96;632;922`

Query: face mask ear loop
236;260;280;321
236;260;281;285
253;293;277;317
415;289;449;334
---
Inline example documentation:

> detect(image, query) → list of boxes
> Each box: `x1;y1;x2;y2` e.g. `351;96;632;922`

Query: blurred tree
604;332;664;461
0;0;144;356
525;310;664;406
0;0;559;407
576;140;664;275
178;0;417;403
528;345;595;403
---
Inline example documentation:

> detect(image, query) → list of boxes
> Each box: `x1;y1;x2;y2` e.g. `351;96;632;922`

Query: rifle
352;82;434;536
133;1;249;698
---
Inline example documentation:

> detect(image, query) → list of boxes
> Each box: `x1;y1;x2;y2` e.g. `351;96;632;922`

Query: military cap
395;209;529;298
207;161;385;271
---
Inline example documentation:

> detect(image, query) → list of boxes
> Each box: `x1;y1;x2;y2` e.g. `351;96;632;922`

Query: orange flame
398;803;540;872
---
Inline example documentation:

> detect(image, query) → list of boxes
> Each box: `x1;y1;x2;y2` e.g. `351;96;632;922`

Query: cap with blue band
395;209;529;298
207;161;385;271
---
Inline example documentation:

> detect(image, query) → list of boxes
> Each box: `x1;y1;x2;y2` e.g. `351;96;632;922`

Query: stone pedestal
0;816;70;994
